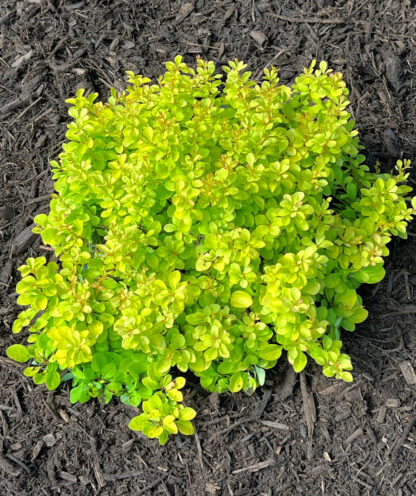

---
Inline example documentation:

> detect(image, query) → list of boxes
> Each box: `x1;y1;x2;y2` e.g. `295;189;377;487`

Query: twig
140;477;166;493
232;458;274;474
207;418;249;442
194;428;204;470
391;416;416;458
5;454;31;474
26;193;53;205
255;48;289;80
260;420;289;431
9;96;43;125
103;470;144;482
270;13;345;24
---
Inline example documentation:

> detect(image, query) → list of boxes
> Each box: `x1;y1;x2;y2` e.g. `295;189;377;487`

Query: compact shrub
8;57;416;444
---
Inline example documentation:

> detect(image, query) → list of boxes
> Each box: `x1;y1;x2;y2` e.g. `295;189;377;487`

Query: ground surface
1;1;416;495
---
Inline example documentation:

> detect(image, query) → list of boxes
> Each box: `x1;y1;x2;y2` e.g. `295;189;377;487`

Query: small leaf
259;344;282;361
163;415;178;434
46;369;61;391
346;182;357;201
70;386;83;403
229;372;243;392
143;126;153;141
7;344;30;363
176;420;194;435
168;271;181;289
293;351;307;373
340;371;353;382
179;407;196;421
254;366;266;386
230;291;253;309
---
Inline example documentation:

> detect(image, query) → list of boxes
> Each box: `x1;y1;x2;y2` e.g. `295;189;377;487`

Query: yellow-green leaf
230;291;253;309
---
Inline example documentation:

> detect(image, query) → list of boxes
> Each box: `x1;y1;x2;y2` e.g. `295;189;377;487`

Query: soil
1;1;416;495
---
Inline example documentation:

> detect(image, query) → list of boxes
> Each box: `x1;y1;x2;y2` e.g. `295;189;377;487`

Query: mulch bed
1;1;415;495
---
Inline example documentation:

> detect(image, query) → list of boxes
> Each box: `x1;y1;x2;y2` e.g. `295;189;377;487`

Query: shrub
7;57;416;444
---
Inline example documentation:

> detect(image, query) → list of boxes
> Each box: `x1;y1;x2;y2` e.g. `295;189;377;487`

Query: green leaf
143;126;153;141
163;415;178;434
351;307;368;324
346;182;357;200
70;386;83;403
179;407;196;421
7;344;30;363
229;372;243;392
254;366;266;386
293;351;307;373
230;291;253;309
340;371;353;382
196;257;211;271
164;223;176;233
259;344;282;361
168;270;181;289
176;420;194;435
129;415;146;431
338;288;357;308
46;369;61;391
325;273;340;288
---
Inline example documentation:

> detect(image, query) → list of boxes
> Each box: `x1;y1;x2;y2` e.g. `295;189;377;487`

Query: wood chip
174;3;194;25
386;398;401;408
206;482;220;494
43;434;57;447
121;439;134;452
376;405;387;424
270;13;345;24
92;458;106;488
391;415;416;457
223;6;235;22
102;470;144;482
208;392;220;411
250;31;268;48
31;440;43;462
58;409;70;423
323;451;332;462
335;409;351;422
12;224;37;255
11;49;34;68
318;383;343;396
261;420;289;431
232;458;274;474
0;260;13;286
90;439;106;489
0;451;21;477
59;471;78;483
345;427;364;445
384;52;402;92
253;390;272;419
383;128;400;157
399;361;416;385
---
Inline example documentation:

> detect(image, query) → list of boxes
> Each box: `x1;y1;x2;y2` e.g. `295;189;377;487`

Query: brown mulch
1;1;416;495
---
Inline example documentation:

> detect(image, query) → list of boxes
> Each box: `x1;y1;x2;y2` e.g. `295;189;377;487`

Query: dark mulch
1;1;416;495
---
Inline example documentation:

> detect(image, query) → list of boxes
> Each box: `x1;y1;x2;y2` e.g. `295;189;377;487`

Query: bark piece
12;224;37;255
399;361;416;385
